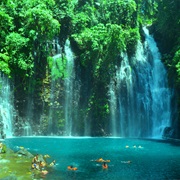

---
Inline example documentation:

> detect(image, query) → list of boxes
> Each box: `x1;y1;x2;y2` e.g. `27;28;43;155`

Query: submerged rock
16;149;33;158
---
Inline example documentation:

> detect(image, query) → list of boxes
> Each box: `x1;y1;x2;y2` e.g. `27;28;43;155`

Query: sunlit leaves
108;0;136;25
72;12;91;32
23;0;55;9
96;0;137;27
25;7;60;40
5;32;33;75
0;53;10;75
6;32;29;52
0;10;14;47
0;0;61;77
48;56;66;80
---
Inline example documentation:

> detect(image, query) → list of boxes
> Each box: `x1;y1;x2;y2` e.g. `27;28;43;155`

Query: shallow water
5;137;180;180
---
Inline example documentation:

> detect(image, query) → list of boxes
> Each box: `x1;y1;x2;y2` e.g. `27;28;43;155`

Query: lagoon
4;137;180;180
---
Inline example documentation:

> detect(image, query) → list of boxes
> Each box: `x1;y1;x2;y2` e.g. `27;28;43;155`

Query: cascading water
64;39;75;136
23;80;34;136
48;39;80;136
109;27;172;138
109;53;134;137
0;73;14;138
143;27;172;138
48;39;62;134
109;80;118;136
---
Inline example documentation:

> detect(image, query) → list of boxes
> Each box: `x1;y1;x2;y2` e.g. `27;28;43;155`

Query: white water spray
143;27;171;138
109;27;172;138
0;73;14;138
48;39;62;134
64;39;75;136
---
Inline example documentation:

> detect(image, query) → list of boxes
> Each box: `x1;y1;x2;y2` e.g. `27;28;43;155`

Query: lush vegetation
0;0;180;136
152;0;180;136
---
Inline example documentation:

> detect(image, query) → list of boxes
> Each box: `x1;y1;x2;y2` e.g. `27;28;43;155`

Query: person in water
121;160;132;164
102;162;108;169
32;154;39;164
39;161;46;169
49;160;56;167
95;158;110;163
31;162;40;170
67;165;78;171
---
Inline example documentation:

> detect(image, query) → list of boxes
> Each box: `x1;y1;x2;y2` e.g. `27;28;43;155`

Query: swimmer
67;165;78;171
32;154;39;164
96;158;104;162
49;160;56;167
31;162;40;170
125;145;129;148
121;160;132;164
102;162;108;169
39;161;46;168
44;154;50;158
95;158;110;163
41;170;48;175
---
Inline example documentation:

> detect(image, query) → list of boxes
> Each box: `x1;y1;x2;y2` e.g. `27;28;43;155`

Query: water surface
5;137;180;180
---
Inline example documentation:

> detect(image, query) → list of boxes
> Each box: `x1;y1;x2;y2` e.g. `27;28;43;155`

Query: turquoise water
5;137;180;180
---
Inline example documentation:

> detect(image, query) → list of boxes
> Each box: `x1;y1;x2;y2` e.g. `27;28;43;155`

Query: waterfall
0;73;14;138
109;80;118;136
23;79;34;136
64;39;81;136
109;27;172;138
143;27;172;138
48;39;62;134
64;39;75;136
23;122;32;136
48;39;80;136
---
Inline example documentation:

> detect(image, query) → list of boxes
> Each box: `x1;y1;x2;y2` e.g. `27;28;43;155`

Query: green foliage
154;0;180;90
107;0;137;26
124;27;140;54
6;32;29;53
0;0;60;77
137;0;158;24
0;9;14;44
24;6;60;40
0;53;10;75
72;12;91;32
48;56;67;80
3;0;179;135
58;118;65;128
173;49;180;85
72;23;139;77
2;144;6;153
154;0;180;52
53;0;76;19
0;8;14;76
5;32;34;76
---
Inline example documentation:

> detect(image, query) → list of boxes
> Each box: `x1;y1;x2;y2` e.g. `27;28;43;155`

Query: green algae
0;153;44;180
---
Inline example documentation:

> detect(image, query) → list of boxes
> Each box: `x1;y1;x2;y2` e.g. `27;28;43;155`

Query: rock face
162;127;175;139
16;148;34;158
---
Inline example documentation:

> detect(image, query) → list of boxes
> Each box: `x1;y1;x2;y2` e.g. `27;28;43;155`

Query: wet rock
163;127;175;139
16;149;33;158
